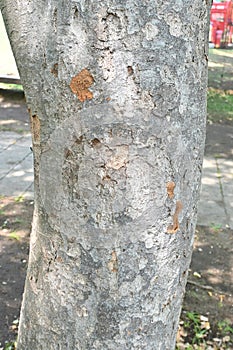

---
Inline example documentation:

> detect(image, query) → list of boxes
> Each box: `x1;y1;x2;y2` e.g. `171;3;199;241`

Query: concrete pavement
0;131;33;199
0;127;232;229
197;156;233;229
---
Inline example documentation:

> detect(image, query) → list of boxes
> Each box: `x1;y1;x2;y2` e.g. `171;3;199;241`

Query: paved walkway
0;131;33;199
198;156;233;229
0;128;232;229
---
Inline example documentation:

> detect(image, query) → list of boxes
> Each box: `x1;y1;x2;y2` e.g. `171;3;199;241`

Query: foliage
217;320;233;335
185;312;209;345
176;311;233;349
1;341;16;350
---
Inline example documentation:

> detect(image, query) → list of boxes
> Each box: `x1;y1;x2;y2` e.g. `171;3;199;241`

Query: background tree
0;1;211;349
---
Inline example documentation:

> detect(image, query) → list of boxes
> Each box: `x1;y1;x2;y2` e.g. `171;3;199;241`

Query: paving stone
197;157;232;229
0;131;33;199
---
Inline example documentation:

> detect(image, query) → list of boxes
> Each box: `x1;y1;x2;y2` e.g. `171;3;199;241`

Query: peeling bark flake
167;200;183;234
51;63;58;77
108;251;118;273
166;181;176;199
30;114;40;144
106;145;129;170
91;138;101;148
127;66;134;75
70;68;94;102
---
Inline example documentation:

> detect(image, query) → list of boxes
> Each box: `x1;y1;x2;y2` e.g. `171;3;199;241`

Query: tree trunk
1;1;211;349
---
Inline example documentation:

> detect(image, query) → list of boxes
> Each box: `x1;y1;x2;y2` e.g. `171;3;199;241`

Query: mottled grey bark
1;1;211;349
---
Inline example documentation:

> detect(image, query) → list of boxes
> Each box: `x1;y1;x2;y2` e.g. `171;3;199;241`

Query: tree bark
1;1;211;349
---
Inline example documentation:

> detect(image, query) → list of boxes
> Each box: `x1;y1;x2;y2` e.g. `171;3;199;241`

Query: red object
210;0;233;48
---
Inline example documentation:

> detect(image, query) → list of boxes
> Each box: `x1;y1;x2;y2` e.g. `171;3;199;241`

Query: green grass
208;48;233;60
3;341;16;350
14;195;24;203
0;83;23;91
207;88;233;123
9;232;21;241
210;223;222;233
207;48;233;123
176;311;233;349
217;320;233;335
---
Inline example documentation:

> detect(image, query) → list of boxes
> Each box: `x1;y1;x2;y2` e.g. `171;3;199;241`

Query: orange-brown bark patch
30;114;40;144
166;181;175;199
70;68;94;102
167;200;183;234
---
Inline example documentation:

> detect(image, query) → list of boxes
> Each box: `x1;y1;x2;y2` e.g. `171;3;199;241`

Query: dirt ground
179;225;233;349
0;78;233;348
0;197;33;346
